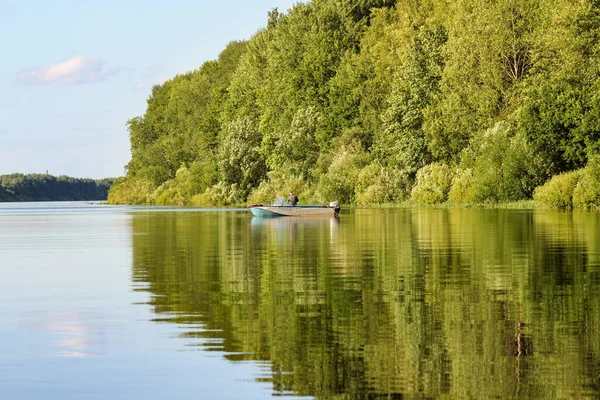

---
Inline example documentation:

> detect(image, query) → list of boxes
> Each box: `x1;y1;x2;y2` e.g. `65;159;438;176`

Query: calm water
1;202;599;399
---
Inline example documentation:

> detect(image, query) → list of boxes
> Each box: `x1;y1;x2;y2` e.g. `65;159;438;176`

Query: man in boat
287;191;298;206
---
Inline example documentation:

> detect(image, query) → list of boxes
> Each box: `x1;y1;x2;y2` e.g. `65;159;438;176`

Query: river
1;202;599;399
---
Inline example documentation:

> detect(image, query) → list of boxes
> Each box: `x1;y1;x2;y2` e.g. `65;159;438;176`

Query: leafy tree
126;41;248;187
217;117;266;197
107;177;153;205
259;0;394;155
514;0;600;174
516;79;589;175
326;7;406;150
373;25;447;175
268;106;322;180
355;164;412;204
410;162;453;204
424;0;539;162
449;122;546;203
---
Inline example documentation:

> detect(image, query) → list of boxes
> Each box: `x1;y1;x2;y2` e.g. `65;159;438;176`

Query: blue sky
0;0;298;179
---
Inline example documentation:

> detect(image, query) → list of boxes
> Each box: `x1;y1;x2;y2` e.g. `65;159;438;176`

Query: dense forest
109;0;600;209
0;173;114;202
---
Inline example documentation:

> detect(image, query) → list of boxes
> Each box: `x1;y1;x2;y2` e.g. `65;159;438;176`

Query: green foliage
533;170;583;209
246;178;283;206
355;164;412;205
424;0;540;162
126;41;248;186
573;155;600;209
516;79;591;175
448;122;547;203
217;117;266;197
204;181;246;206
153;166;194;205
117;0;600;207
247;171;310;205
373;25;447;174
515;0;600;174
0;173;114;202
582;80;600;156
315;141;371;203
448;168;476;204
257;1;352;151
188;156;218;196
325;5;420;149
222;31;270;124
107;178;153;205
410;163;453;205
268;106;322;179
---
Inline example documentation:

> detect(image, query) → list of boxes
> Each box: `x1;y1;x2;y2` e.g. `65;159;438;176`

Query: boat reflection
250;216;339;245
250;215;339;228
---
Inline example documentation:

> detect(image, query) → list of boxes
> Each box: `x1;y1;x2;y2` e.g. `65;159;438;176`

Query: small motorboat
248;196;340;217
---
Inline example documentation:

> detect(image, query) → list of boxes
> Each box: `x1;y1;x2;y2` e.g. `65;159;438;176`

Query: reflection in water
46;312;96;358
250;216;340;246
131;208;600;399
23;311;104;358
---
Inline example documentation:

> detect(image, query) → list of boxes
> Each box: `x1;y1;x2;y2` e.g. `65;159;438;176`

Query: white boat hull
249;204;338;217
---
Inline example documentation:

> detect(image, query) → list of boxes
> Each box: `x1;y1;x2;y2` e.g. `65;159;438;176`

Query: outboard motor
329;200;341;216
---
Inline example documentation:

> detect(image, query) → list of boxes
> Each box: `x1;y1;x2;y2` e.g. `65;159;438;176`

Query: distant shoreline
0;173;115;202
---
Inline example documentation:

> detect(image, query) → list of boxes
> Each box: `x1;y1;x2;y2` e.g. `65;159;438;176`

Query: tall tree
373;25;447;176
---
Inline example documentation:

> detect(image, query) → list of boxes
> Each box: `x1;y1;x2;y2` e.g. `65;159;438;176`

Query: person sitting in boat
287;191;298;206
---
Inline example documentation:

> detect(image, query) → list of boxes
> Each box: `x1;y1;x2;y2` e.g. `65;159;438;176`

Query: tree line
109;0;600;209
0;173;114;202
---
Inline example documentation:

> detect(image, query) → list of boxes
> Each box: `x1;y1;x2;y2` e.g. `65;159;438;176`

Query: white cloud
17;56;119;85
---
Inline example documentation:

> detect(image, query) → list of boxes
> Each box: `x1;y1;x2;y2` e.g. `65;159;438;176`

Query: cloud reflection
24;311;105;358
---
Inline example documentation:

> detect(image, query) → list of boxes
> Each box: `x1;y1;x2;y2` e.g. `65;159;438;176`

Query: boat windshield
273;196;286;206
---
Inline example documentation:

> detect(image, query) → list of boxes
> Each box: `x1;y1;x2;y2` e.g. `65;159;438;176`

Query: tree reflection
131;209;600;399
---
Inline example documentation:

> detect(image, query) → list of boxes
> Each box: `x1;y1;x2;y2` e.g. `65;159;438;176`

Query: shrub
315;142;370;204
573;156;600;209
204;182;246;206
533;170;583;209
448;168;476;204
448;121;547;204
188;157;217;195
107;178;154;205
190;192;213;206
355;164;412;205
410;163;453;204
153;166;193;205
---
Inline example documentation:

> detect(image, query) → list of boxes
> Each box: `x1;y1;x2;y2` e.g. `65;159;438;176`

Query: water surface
1;202;599;399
